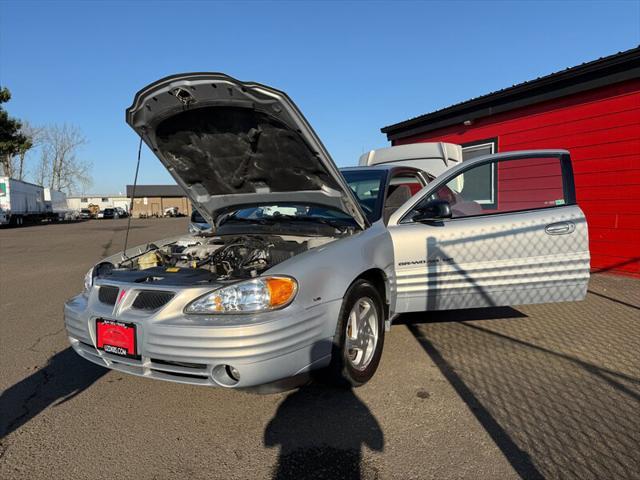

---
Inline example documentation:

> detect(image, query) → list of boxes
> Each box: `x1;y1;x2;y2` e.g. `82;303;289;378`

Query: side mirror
412;200;452;223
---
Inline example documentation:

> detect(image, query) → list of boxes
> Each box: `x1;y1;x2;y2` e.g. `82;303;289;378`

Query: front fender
266;222;396;316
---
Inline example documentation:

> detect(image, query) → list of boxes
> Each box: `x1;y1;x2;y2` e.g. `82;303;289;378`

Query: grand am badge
398;257;454;267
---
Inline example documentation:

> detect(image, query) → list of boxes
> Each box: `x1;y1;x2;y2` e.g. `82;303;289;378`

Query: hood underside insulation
155;106;341;196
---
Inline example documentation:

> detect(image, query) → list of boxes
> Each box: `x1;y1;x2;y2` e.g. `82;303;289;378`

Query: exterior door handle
545;221;575;235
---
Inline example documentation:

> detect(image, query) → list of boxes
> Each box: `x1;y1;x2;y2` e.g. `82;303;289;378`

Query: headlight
185;276;297;314
83;267;94;295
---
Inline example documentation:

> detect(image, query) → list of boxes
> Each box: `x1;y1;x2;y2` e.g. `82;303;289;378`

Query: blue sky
1;0;638;194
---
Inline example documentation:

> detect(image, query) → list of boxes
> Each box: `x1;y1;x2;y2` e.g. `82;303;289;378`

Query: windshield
215;170;388;232
341;169;387;222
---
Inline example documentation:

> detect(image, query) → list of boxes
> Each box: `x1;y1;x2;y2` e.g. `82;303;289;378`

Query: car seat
383;185;412;225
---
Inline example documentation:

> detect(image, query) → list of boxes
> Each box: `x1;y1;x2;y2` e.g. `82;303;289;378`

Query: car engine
96;235;314;285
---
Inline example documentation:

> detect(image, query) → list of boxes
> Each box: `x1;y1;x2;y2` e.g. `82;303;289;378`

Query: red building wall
394;79;640;276
497;157;564;212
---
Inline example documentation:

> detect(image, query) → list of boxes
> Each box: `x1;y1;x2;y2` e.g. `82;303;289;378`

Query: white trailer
0;177;47;226
43;188;77;221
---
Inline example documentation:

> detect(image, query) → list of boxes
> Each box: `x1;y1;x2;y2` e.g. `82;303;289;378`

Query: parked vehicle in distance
65;73;590;390
43;188;72;221
65;210;81;221
115;207;129;218
164;206;183;217
97;210;105;219
87;204;101;218
102;208;119;219
79;208;93;219
188;208;211;234
0;177;48;226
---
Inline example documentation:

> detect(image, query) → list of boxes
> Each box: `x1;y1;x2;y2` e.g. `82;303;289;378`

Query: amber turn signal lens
266;277;297;307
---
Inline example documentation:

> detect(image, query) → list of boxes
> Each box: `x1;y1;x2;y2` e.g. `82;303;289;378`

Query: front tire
327;279;385;387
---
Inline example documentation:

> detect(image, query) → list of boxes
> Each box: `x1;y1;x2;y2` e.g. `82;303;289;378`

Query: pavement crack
26;327;65;353
4;366;54;438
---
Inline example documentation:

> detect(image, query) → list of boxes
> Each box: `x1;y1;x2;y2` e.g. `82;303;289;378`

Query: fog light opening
211;364;240;387
226;365;240;382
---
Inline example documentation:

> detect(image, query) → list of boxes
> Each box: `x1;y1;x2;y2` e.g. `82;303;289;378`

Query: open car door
386;150;590;313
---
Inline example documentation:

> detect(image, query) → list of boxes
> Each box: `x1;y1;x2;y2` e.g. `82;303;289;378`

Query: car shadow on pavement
403;304;640;480
264;341;384;480
587;289;640;311
405;317;545;480
400;307;544;479
0;347;107;439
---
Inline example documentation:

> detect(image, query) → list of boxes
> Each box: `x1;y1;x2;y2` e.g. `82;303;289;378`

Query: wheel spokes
358;300;371;327
344;297;379;371
347;310;358;340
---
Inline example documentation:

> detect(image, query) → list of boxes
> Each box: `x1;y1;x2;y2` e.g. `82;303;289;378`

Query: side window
415;155;569;220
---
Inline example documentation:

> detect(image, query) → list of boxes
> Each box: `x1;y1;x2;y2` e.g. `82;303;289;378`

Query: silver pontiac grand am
64;73;591;389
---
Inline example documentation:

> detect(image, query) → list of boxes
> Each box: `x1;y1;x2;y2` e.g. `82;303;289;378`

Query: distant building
125;184;191;217
67;194;130;212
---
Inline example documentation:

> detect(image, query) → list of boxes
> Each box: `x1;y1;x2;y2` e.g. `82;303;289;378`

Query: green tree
0;87;30;177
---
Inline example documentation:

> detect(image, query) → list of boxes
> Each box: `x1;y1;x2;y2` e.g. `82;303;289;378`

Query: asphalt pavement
1;218;638;480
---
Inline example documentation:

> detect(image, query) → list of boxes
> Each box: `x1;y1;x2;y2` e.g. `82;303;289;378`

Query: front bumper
64;288;340;388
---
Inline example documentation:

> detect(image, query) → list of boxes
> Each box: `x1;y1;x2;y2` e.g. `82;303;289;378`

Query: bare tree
33;148;51;188
36;124;92;193
10;121;44;180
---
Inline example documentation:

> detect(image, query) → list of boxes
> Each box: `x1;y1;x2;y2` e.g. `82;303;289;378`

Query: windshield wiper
220;215;275;226
220;213;351;232
269;215;350;232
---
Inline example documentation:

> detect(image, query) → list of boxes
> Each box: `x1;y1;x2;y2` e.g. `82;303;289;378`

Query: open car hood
126;73;368;229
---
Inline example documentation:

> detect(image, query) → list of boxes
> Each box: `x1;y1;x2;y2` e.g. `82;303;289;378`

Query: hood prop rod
122;135;143;260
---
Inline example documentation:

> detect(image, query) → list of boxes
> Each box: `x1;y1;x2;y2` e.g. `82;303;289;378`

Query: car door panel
390;205;589;312
387;150;590;313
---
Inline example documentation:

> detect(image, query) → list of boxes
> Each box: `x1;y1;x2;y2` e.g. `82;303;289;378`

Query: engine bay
96;234;330;285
